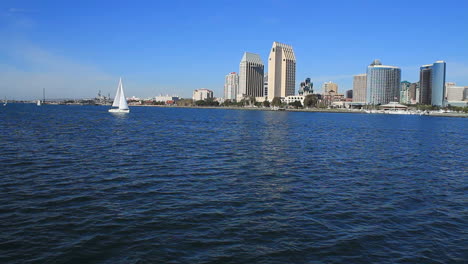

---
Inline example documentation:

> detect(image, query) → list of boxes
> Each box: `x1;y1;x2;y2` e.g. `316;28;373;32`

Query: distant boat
109;77;130;113
3;97;6;106
272;106;285;111
385;110;413;115
36;88;45;106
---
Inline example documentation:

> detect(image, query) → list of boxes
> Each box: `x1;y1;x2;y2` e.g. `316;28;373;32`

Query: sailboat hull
108;108;130;113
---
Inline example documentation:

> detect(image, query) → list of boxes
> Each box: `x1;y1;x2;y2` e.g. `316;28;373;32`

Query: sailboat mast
43;88;46;104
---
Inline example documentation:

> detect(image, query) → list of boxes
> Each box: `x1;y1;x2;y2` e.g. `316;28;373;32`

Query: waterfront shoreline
128;104;468;117
13;102;468;118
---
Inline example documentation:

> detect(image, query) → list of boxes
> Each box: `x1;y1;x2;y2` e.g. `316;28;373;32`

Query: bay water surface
0;104;466;263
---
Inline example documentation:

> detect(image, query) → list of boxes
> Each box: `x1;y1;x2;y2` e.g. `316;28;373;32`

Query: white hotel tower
267;42;296;101
366;59;401;105
224;72;239;101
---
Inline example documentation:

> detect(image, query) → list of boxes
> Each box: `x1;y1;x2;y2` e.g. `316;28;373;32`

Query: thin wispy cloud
0;42;116;100
8;8;35;13
0;7;35;29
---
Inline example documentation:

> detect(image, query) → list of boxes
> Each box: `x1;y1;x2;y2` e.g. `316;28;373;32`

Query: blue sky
1;0;467;99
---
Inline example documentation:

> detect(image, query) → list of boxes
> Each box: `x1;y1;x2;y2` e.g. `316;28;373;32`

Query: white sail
112;78;122;107
118;79;129;110
109;77;129;113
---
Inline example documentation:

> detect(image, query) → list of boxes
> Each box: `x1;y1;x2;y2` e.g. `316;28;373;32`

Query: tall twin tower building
225;41;296;102
267;42;296;101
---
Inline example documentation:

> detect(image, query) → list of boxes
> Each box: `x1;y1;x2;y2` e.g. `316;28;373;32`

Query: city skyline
1;0;467;100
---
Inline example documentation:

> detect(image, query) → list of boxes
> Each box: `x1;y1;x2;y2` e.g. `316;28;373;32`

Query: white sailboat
3;97;7;106
37;88;45;106
109;77;130;113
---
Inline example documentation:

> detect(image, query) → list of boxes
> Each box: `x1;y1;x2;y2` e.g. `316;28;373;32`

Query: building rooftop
241;52;263;65
371;59;382;66
421;61;446;68
273;41;293;50
271;41;296;60
370;65;400;69
369;59;399;69
194;88;213;92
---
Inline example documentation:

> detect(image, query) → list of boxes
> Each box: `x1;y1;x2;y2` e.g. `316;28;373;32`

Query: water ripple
0;104;466;263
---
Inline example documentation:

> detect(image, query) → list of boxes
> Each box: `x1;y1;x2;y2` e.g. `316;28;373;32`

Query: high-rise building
346;90;353;99
420;66;432;104
264;73;268;98
352;74;367;102
238;52;264;101
193;88;214;101
298;78;313;95
224;72;239;101
431;61;447;106
366;59;401;105
409;82;418;104
419;61;446;106
322;81;338;94
267;42;296;101
400;81;411;104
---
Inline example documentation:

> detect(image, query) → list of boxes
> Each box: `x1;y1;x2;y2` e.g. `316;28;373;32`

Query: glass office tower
419;61;446;107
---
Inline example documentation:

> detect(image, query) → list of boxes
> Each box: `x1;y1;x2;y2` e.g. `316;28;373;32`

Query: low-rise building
281;78;316;105
446;84;468;107
282;95;305;105
346;89;353;99
154;94;180;104
446;83;467;101
193;89;214;101
322;81;338;95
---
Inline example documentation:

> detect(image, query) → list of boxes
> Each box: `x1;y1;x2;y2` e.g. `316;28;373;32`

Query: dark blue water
0;104;466;263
